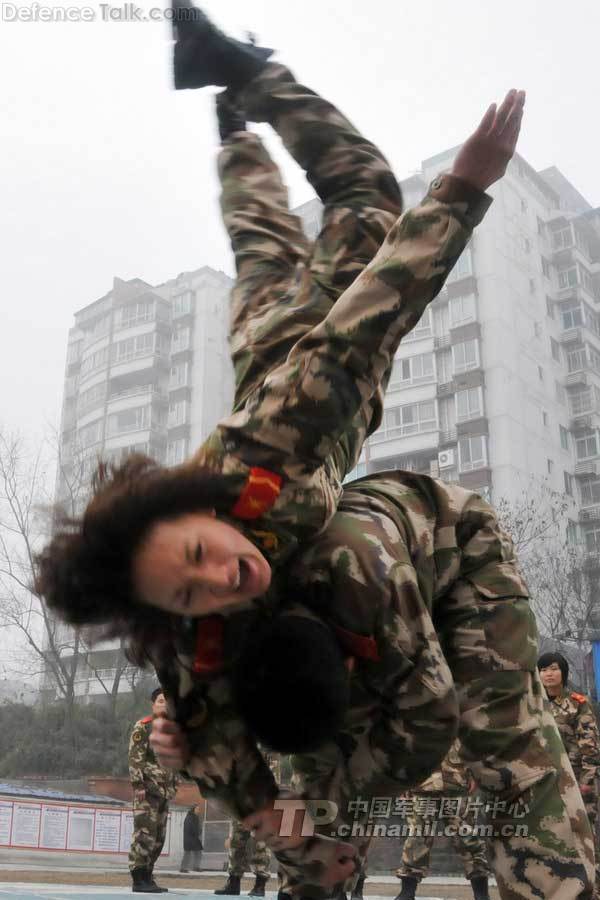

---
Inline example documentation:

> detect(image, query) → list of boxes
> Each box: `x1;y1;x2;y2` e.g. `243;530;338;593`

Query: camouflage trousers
227;819;271;877
220;62;402;473
397;793;490;881
128;793;168;873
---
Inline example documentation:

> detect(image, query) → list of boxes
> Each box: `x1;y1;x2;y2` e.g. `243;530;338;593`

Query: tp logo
273;798;339;836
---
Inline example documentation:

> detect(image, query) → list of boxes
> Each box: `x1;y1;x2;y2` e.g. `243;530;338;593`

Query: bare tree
496;478;598;691
0;428;137;715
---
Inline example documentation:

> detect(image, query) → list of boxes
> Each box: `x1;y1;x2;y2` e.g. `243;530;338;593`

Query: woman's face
132;512;272;617
539;662;564;693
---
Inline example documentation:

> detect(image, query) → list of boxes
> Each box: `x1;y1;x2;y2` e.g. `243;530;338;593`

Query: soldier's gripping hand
134;788;146;803
451;89;525;191
150;717;190;770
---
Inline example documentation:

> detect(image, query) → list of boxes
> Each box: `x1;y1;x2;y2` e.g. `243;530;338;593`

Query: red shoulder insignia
231;468;282;520
571;692;587;704
140;715;153;724
332;624;380;662
193;615;225;675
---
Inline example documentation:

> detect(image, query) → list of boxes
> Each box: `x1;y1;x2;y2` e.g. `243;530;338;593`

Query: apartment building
55;266;234;702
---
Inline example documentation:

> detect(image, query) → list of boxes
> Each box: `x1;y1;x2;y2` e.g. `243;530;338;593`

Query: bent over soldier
395;739;490;900
129;688;180;893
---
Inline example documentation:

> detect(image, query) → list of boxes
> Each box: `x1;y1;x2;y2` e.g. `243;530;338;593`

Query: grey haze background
1;0;598;437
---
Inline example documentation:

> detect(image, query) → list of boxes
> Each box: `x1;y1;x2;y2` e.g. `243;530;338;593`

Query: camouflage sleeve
128;722;148;790
180;675;279;821
575;699;600;798
214;177;491;530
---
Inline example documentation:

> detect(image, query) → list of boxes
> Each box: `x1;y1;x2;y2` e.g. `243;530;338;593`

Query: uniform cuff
427;173;492;228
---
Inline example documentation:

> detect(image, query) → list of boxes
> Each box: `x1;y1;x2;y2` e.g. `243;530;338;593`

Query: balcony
570;412;600;431
439;428;458;446
565;371;588;388
575;460;600;477
560;327;583;345
580;505;600;522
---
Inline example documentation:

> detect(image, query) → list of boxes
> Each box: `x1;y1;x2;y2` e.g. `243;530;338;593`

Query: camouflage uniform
224;754;281;878
397;740;490;881
128;716;180;874
158;64;591;899
547;690;600;894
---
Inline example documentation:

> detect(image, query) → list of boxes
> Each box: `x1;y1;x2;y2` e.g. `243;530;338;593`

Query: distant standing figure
129;688;180;893
180;805;204;872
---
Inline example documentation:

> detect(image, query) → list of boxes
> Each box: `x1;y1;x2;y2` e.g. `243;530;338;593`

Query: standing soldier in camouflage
395;740;490;900
216;754;281;896
129;688;180;893
538;652;600;892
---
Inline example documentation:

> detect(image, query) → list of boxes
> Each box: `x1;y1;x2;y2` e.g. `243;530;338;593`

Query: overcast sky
1;0;598;440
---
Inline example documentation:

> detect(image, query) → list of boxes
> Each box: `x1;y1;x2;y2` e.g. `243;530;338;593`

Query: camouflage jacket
416;738;471;794
181;177;491;570
547;691;600;801
161;471;530;825
129;717;180;800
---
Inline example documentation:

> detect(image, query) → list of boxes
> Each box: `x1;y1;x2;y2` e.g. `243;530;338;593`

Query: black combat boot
215;875;242;895
248;874;269;897
131;868;162;893
393;877;418;900
148;871;168;893
351;874;365;900
171;0;273;91
470;876;491;900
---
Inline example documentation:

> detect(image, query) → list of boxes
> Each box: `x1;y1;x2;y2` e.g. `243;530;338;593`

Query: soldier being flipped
36;3;595;898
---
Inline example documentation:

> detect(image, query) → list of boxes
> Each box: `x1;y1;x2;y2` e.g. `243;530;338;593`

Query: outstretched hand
451;89;526;192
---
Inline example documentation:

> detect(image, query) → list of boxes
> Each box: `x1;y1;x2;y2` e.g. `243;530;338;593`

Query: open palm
452;89;526;191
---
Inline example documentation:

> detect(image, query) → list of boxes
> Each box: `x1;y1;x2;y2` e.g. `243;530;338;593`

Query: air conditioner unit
438;449;455;469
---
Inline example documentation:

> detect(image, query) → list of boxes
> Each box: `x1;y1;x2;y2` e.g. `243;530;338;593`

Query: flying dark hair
34;453;246;649
151;687;165;702
232;613;350;753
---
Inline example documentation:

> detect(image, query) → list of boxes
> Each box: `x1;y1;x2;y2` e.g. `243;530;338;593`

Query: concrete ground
0;870;500;900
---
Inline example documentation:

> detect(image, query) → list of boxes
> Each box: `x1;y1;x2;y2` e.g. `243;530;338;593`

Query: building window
78;419;103;448
371;401;437;444
168;400;188;427
107;405;150;436
542;410;549;427
538;365;544;381
446;247;473;283
558;267;578;290
405;306;432;340
576;435;598;460
581;476;600;506
169;362;189;389
456;387;483;422
529;278;536;294
171;326;191;353
567;347;586;372
553;226;573;250
522;236;531;254
566;520;578;545
559;425;569;450
564;471;573;496
561;299;583;330
534;322;542;339
569;387;600;417
167;439;187;465
118;300;154;329
452;339;479;374
80;346;110;376
521;199;528;214
173;291;194;317
389;352;435;388
547;459;554;474
458;435;487;472
555;381;566;405
537;217;546;237
541;257;551;279
550;338;560;362
449;293;476;327
112;333;154;363
546;296;554;318
585;527;600;552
